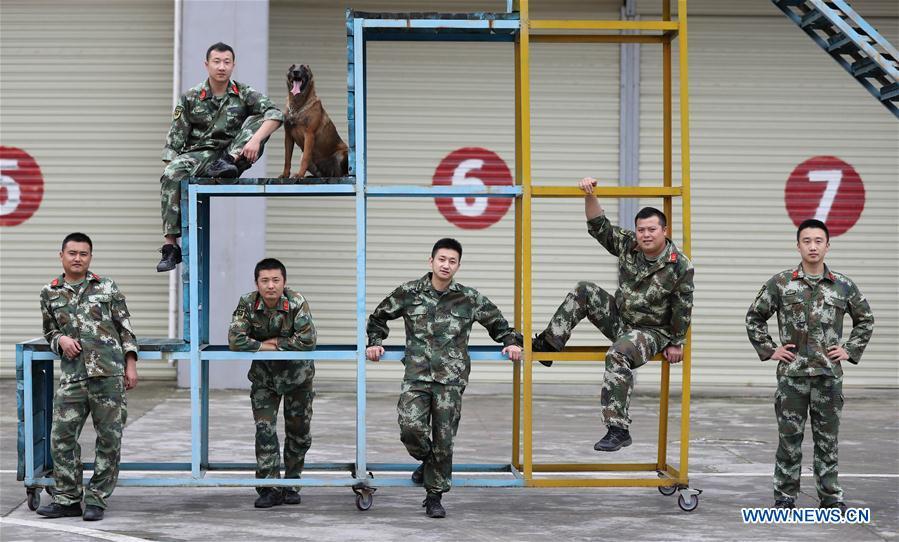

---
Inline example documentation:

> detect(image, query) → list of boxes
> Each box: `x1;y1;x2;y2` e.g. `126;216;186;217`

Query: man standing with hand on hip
746;219;874;511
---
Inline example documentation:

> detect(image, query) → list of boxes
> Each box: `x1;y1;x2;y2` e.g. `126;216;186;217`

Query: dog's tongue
290;80;303;96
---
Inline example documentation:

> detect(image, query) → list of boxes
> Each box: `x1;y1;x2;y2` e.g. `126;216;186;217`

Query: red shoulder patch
282;300;290;311
669;252;678;263
199;88;207;100
51;278;59;287
828;272;836;281
791;270;799;280
91;273;100;281
231;83;239;94
253;297;260;311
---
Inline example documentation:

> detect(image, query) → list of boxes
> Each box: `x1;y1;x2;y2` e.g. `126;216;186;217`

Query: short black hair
254;258;286;282
431;238;462;260
61;232;92;252
206;42;235;61
635;207;667;228
797;218;830;242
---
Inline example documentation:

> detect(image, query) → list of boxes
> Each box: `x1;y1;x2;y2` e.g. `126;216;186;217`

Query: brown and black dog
281;64;349;179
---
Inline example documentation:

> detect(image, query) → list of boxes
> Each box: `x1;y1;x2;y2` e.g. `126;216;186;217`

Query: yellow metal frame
512;0;693;490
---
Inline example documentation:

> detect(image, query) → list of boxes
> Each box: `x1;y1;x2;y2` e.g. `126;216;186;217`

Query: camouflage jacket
587;214;694;346
367;273;523;386
40;272;138;385
228;288;316;353
746;264;874;378
163;79;284;161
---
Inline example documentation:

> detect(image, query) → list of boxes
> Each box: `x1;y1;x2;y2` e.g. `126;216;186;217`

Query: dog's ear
287;63;296;74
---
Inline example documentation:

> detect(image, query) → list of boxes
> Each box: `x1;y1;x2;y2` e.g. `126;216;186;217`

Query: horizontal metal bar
367;185;522;197
194;185;262;194
527;477;674;488
94;463;192;471
25;351;190;361
531;34;665;44
200;350;358;361
368;462;514;473
206;462;355;471
531;462;660;472
378;351;513;362
530;20;679;31
364;477;524;488
193;185;357;196
24;477;368;487
532;347;664;362
532;186;682;198
361;19;520;30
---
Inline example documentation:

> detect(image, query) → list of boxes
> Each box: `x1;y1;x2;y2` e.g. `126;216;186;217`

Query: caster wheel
26;488;41;511
355;491;373;511
658;485;677;497
678;492;699;512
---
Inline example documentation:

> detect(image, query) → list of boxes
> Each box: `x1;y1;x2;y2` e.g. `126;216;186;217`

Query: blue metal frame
351;9;525;492
17;9;530;500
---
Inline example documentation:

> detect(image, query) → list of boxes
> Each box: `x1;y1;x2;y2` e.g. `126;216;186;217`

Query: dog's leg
293;129;314;178
281;128;295;178
338;148;349;176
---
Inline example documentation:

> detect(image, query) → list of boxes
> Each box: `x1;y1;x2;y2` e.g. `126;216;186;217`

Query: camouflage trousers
160;114;269;237
540;281;665;429
397;380;465;495
50;376;126;509
248;360;314;495
774;374;844;505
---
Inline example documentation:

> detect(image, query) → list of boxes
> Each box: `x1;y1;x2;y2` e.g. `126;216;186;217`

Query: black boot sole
594;437;633;452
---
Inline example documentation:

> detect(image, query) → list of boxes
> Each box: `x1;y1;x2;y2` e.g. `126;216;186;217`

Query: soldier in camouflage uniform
157;42;284;272
36;233;139;522
366;238;523;518
229;258;316;509
746;219;873;510
533;177;694;452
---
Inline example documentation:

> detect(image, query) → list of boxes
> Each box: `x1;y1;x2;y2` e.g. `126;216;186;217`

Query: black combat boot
422;493;446;518
254;488;284;508
36;502;83;518
411;462;425;484
774;497;796;509
205;155;239;178
532;332;561;367
82;505;104;521
234;155;253;175
593;425;632;452
283;489;301;505
820;501;847;513
156;244;182;272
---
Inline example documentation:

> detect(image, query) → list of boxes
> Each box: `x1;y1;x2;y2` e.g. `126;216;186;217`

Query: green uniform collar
199;79;240;101
791;264;836;283
418;273;462;294
50;271;101;289
253;291;290;312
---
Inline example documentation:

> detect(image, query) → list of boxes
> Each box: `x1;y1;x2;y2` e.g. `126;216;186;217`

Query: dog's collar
288;95;320;116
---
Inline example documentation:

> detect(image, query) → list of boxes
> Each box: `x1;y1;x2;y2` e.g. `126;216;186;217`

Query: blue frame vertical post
199;194;211;469
352;15;369;481
188;184;202;478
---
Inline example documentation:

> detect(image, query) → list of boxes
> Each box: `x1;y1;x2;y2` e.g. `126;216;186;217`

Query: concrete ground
2;379;897;541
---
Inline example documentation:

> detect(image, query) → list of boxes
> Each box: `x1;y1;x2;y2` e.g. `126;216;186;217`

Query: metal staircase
773;0;899;118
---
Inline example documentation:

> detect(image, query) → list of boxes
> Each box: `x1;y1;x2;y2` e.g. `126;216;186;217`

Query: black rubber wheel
678;492;699;512
26;488;41;511
658;485;678;497
355;491;373;511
